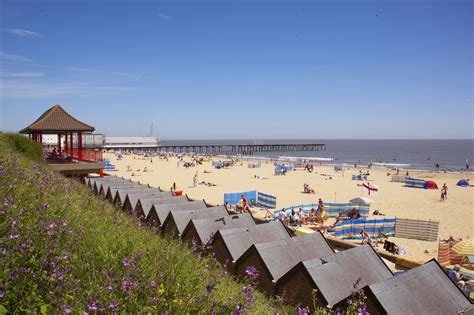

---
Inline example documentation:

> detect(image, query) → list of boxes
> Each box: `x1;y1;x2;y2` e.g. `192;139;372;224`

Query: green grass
1;133;43;162
0;135;288;314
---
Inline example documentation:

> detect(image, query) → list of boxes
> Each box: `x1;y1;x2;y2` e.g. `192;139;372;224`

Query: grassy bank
0;135;287;314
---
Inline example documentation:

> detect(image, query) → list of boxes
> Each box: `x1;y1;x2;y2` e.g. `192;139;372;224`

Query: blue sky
0;0;472;139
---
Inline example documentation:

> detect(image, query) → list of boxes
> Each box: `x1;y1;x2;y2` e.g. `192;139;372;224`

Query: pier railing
157;143;326;155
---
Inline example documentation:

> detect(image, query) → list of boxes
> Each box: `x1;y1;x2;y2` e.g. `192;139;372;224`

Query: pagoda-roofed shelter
20;105;102;176
20;104;95;162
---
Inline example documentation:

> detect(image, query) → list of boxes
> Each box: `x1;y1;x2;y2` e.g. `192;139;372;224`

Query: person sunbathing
303;183;315;194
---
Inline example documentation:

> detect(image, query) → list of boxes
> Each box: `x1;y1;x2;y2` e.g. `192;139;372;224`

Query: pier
157;143;326;155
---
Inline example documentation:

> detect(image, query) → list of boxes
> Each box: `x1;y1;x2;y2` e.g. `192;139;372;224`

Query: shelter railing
71;149;103;162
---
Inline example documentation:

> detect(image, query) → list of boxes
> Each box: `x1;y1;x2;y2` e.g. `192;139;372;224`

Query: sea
159;139;474;172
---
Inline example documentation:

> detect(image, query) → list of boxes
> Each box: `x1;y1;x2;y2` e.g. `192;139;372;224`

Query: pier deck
158;143;326;155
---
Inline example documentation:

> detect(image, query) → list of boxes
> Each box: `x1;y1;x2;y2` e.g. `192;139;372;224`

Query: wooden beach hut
136;195;189;221
122;191;173;213
149;200;208;228
99;179;135;198
90;176;121;194
276;245;393;311
161;207;228;237
113;187;159;208
105;182;145;203
211;222;291;274
181;213;255;246
366;260;473;315
234;233;334;296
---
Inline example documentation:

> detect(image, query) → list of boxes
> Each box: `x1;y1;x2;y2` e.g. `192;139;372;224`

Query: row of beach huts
84;176;473;314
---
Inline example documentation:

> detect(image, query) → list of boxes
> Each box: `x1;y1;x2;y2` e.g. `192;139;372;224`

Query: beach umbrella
451;239;474;256
349;197;374;204
457;179;469;187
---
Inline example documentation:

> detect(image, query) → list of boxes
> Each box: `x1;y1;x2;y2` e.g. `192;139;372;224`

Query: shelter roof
20;104;95;133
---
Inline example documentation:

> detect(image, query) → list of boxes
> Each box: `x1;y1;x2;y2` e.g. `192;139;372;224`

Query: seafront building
103;136;159;151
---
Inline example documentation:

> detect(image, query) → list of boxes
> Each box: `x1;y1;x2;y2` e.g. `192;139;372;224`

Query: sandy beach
104;152;474;262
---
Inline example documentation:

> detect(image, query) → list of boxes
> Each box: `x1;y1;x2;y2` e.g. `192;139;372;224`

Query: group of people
279;199;327;227
49;148;69;160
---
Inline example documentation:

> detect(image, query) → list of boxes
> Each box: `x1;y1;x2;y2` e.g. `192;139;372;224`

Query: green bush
2;133;43;162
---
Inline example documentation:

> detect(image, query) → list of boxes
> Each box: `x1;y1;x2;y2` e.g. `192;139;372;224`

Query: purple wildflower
62;305;73;313
108;301;118;310
347;298;353;305
88;301;100;311
206;284;214;294
233;303;243;315
242;286;254;308
159;271;164;278
121;259;130;267
43;203;49;209
15;242;26;252
149;280;157;288
0;166;6;177
244;265;260;282
0;290;4;298
106;285;113;292
10;231;20;239
3;196;13;209
297;307;309;315
121;280;132;293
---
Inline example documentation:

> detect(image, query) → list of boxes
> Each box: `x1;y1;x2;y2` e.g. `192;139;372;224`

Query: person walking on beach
442;183;448;200
440;188;445;202
466;159;470;170
193;174;198;187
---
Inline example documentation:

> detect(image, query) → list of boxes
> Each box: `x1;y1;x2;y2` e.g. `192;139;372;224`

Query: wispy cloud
61;66;141;80
0;52;32;62
8;28;42;38
157;13;171;20
7;72;45;77
0;79;131;99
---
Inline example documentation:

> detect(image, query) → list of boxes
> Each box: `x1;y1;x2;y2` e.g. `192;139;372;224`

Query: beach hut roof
140;196;189;217
166;207;229;235
368;260;472;314
94;177;125;192
100;180;135;196
214;222;292;262
236;232;334;282
106;182;142;196
182;213;256;244
154;201;207;225
126;191;173;211
116;187;159;205
282;245;393;308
